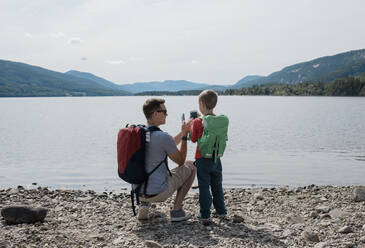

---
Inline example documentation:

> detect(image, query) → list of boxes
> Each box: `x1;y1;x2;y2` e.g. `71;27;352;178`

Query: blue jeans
195;158;226;219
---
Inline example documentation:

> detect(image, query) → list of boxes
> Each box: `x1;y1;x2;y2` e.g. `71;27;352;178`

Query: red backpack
117;124;169;215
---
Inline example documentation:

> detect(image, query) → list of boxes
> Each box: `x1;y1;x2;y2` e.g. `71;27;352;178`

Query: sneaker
196;213;211;220
212;212;227;218
196;213;212;226
170;209;191;222
137;202;150;220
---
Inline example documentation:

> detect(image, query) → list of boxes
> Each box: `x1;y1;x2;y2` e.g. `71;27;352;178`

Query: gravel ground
1;185;365;248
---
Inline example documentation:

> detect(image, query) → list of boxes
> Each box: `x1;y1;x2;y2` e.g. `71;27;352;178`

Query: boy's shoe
170;209;191;222
196;213;212;225
137;202;150;220
196;213;211;220
212;212;227;218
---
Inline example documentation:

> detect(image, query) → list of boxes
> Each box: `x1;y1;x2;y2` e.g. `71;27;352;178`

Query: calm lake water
0;96;364;192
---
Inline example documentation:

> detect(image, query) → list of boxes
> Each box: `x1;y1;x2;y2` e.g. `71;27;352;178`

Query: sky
1;0;365;85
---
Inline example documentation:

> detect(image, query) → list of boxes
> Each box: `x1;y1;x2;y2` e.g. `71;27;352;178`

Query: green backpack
197;115;229;163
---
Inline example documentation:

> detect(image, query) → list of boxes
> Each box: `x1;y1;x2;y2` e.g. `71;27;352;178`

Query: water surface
0;96;364;192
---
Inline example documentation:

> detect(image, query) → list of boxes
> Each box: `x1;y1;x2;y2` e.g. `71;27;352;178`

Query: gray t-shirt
133;128;177;195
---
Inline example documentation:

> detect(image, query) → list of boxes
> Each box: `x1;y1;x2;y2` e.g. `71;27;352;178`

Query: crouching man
133;98;196;221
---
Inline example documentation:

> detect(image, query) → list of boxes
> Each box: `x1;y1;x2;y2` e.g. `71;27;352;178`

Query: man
134;98;196;222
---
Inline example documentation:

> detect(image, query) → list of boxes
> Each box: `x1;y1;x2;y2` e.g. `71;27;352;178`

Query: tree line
222;74;365;96
136;74;365;97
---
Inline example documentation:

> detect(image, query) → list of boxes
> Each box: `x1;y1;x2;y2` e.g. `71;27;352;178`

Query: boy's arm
169;122;190;165
190;118;203;143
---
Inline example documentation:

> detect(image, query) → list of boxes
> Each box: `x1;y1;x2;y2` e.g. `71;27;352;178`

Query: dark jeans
195;158;226;219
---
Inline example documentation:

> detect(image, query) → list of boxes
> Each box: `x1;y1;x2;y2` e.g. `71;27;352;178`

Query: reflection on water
0;96;364;192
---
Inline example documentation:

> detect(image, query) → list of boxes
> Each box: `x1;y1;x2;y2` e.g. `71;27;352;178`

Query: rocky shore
1;185;365;248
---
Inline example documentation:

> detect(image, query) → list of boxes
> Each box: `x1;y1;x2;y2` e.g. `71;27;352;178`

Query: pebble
232;214;244;223
302;230;320;242
353;186;365;202
1;205;48;224
0;241;11;248
338;226;353;234
314;242;328;248
0;185;363;247
145;240;162;248
316;205;330;214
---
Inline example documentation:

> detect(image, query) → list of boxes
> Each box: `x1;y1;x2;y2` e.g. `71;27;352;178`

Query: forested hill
0;60;130;97
234;49;365;88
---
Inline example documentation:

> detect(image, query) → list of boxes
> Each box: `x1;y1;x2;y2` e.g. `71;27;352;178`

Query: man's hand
181;119;193;136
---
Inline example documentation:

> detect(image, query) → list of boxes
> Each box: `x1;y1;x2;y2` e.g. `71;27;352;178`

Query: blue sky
1;0;365;85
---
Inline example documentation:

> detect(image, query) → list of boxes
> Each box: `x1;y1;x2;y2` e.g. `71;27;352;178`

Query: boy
190;90;228;220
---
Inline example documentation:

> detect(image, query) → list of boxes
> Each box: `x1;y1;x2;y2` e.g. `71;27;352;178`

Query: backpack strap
142;155;168;195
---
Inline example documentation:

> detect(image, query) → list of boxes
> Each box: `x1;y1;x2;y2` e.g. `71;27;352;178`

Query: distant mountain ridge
119;80;228;93
66;70;227;93
233;49;365;88
0;60;129;96
2;48;365;97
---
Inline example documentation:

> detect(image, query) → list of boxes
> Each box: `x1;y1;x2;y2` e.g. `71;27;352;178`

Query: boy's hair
143;98;165;119
199;90;218;110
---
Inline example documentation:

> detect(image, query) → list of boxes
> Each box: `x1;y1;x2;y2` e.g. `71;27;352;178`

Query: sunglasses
156;109;167;114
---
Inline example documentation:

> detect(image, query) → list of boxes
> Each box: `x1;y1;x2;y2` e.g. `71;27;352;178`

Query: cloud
50;32;65;38
68;37;83;44
81;57;87;61
191;60;200;64
24;33;33;38
104;60;125;65
129;57;145;62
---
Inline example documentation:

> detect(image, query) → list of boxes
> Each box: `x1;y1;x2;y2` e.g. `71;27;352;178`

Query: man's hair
143;98;165;119
199;89;218;110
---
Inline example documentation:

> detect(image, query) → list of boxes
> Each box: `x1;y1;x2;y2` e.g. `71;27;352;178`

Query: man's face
155;103;168;125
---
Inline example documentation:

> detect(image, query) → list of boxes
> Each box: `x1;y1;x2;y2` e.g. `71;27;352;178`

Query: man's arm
168;138;187;166
173;132;183;146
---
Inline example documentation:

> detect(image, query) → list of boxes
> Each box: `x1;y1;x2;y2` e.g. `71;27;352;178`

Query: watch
182;136;188;141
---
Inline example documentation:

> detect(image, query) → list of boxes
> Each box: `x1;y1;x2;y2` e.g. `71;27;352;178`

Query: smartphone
181;113;185;122
190;110;198;119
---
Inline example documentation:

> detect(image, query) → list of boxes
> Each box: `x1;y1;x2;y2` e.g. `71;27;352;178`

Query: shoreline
1;185;365;247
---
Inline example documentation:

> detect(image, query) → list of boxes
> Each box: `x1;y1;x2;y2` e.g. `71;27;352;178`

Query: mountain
234;75;264;86
233;49;365;88
0;60;130;97
65;70;125;91
119;80;220;94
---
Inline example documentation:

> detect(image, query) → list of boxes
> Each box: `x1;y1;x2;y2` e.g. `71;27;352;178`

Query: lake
0;96;364;192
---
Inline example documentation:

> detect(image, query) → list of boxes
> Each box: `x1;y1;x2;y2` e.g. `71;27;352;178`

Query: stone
8;188;18;195
0;241;11;248
279;187;288;192
353;186;365;202
316;205;330;214
253;193;264;200
359;236;365;243
232;214;244;223
145;240;162;248
363;224;365;230
282;229;295;237
287;215;305;224
302;230;320;242
338;226;353;234
310;211;319;218
1;205;48;224
314;242;328;248
329;209;350;219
